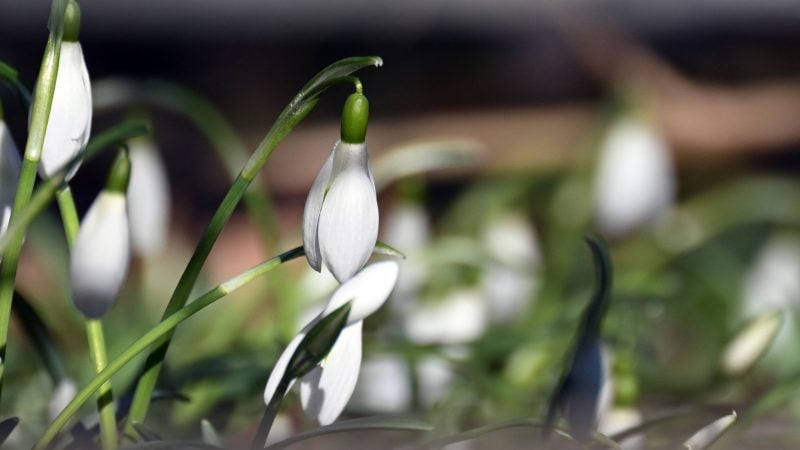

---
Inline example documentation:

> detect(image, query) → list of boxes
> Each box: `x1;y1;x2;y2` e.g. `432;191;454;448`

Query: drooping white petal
70;192;129;318
127;137;171;258
321;260;399;324
40;42;92;181
263;331;305;405
683;412;737;450
300;321;363;425
302;149;334;272
318;141;378;282
0;122;20;245
594;117;675;237
720;311;783;378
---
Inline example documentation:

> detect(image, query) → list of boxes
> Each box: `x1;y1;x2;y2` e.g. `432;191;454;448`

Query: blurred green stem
35;246;305;450
124;56;381;435
0;0;67;405
58;188;117;450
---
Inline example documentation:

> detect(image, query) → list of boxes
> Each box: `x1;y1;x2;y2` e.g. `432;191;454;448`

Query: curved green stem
0;0;67;405
125;56;382;433
58;188;117;450
34;246;305;450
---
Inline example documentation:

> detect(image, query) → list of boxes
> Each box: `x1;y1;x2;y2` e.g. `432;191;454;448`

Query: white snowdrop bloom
720;311;783;378
351;354;412;413
0;120;20;247
593;116;675;237
385;202;431;310
482;214;540;268
417;355;455;409
598;407;644;450
742;235;800;315
70;152;131;318
127;137;170;258
264;260;399;425
48;378;78;421
39;2;91;181
403;290;487;345
482;263;536;324
303;92;377;283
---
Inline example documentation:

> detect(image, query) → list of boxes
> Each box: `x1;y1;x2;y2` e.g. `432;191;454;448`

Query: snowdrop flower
0;115;20;247
39;0;92;181
70;151;131;318
127;137;171;258
593;115;675;237
303;92;378;283
264;260;399;425
683;412;737;450
351;354;412;413
403;289;488;345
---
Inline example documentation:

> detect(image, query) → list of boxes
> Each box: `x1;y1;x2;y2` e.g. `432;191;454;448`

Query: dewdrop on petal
0;112;21;246
593;115;675;237
127;136;171;258
303;92;378;283
70;151;131;318
39;0;92;181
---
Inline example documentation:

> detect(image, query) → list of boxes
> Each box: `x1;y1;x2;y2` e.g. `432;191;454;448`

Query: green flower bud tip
340;92;369;144
105;149;131;193
63;0;82;42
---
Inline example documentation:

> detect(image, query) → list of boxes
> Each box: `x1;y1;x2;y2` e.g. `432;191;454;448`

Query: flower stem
251;378;289;450
0;0;68;405
86;320;117;450
58;187;117;450
124;56;382;434
34;246;305;450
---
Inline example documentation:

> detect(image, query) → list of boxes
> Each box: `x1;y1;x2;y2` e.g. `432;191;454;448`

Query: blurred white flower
482;214;540;268
39;41;91;181
0;121;20;247
385;202;431;310
352;354;412;413
683;412;737;450
598;407;644;450
417;355;455;409
403;290;487;345
303;141;378;283
70;191;130;318
264;261;399;425
720;310;783;378
742;235;800;314
593;116;675;237
127;137;170;258
48;378;78;421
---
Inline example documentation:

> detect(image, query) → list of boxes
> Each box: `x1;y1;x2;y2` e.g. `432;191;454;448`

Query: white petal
683;412;737;450
127;137;171;258
300;321;362;425
263;331;305;405
318;141;378;282
70;192;130;318
302;148;334;272
594;117;674;237
0;122;20;244
40;42;92;181
322;260;399;324
720;311;783;377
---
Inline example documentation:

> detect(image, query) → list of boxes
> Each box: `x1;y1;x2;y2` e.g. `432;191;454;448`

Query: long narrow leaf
266;416;431;450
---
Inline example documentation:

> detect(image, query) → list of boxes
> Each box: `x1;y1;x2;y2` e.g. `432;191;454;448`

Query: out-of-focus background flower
2;0;800;448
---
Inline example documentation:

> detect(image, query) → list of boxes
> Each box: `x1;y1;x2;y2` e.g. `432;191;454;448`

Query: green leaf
266;416;431;450
286;302;352;380
200;419;222;447
423;418;618;449
372;139;483;191
374;241;406;259
12;292;67;383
